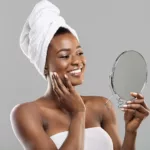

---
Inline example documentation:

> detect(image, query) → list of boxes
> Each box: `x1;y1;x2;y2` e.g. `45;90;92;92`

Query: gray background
1;0;150;149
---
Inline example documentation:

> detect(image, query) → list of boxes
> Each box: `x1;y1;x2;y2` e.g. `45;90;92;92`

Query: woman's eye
78;52;84;55
60;55;69;59
59;52;83;58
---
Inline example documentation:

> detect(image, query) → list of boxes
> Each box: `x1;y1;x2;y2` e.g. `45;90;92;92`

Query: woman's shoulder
10;96;49;116
82;95;116;122
10;101;42;126
81;95;112;107
81;95;114;115
10;101;39;114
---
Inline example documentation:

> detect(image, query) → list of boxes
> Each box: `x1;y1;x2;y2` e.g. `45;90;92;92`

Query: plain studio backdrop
0;0;150;149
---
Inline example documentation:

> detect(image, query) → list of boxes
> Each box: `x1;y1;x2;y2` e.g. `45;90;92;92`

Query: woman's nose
71;55;82;66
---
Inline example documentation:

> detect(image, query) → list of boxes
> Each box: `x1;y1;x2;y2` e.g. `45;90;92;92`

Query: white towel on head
20;0;79;79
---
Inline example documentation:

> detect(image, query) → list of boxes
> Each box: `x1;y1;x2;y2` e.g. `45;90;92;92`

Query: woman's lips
68;69;82;77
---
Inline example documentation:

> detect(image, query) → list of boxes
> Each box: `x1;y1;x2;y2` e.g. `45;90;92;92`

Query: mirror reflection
109;50;148;107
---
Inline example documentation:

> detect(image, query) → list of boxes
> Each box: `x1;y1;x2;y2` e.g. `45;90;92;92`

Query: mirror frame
109;50;148;103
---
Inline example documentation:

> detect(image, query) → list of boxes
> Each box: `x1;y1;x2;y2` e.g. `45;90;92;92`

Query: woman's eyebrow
77;45;81;49
57;45;81;54
57;48;70;54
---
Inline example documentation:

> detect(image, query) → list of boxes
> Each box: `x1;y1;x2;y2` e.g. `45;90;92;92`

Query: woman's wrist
125;130;137;136
124;128;137;139
125;124;138;134
121;129;137;150
70;111;86;118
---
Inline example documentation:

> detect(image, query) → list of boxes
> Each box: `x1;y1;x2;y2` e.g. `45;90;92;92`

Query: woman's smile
67;65;84;77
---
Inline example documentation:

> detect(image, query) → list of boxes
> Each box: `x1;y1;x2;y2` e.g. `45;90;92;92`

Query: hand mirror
109;50;148;108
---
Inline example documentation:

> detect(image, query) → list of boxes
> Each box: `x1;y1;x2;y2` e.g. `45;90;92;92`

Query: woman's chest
41;106;102;137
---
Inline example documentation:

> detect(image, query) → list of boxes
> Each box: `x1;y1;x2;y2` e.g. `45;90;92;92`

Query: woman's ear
44;65;49;77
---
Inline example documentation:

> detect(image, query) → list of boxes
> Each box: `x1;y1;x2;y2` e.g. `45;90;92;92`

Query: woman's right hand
51;72;86;114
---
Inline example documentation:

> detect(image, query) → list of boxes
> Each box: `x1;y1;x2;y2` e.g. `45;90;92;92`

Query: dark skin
10;33;150;150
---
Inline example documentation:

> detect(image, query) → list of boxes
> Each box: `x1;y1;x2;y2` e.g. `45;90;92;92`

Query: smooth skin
10;33;150;150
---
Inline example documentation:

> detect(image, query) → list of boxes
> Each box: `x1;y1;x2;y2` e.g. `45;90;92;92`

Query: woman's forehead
50;33;80;52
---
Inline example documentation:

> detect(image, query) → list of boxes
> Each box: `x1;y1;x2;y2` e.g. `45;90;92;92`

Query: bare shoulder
82;95;113;110
10;102;57;149
10;102;42;138
10;101;41;124
82;95;116;122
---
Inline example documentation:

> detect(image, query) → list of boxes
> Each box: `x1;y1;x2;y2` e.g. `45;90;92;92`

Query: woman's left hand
121;92;150;132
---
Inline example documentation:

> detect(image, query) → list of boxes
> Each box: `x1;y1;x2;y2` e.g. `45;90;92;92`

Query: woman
10;0;149;150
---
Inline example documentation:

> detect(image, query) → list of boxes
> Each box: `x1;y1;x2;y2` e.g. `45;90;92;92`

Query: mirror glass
109;50;148;107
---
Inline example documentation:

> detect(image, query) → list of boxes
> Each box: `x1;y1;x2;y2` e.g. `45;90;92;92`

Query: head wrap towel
20;0;79;79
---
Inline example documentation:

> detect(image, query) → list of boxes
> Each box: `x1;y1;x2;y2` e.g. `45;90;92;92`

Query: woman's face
46;33;86;86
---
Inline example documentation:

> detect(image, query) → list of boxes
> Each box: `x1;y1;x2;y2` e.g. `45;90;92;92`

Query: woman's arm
121;131;137;150
101;98;122;150
101;99;137;150
10;103;57;150
10;103;85;150
120;92;149;150
60;111;85;150
101;95;149;150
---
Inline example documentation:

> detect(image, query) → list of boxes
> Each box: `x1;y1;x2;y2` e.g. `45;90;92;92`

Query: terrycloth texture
50;127;113;150
20;0;79;79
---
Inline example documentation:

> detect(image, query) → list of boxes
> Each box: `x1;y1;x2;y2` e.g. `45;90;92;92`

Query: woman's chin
70;77;84;86
66;73;85;86
71;81;83;86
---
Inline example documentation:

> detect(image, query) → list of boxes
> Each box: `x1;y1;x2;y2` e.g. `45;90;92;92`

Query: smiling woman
10;0;149;150
44;27;86;86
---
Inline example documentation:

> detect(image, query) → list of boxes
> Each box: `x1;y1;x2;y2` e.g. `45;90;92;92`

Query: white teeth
70;69;81;74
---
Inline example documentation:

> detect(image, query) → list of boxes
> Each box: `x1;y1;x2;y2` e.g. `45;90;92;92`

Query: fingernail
64;74;68;78
51;72;54;77
121;108;125;111
127;101;132;104
54;72;57;76
122;104;128;108
130;92;137;95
